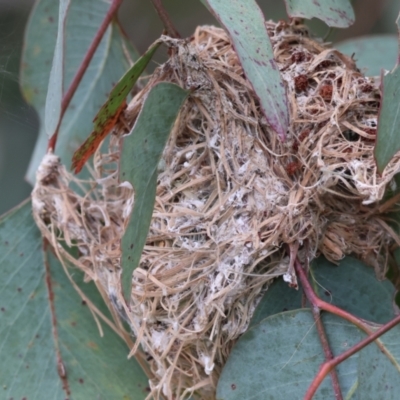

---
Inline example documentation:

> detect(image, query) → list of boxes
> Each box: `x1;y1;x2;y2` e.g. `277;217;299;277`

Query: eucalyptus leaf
249;278;303;328
44;0;70;137
0;201;149;399
250;255;396;328
358;326;400;399
218;311;360;400
91;41;160;135
120;82;189;300
0;201;64;399
203;0;289;140
336;35;398;77
71;40;160;173
217;310;400;400
45;252;149;400
310;256;396;324
284;0;354;28
21;0;139;184
374;15;400;173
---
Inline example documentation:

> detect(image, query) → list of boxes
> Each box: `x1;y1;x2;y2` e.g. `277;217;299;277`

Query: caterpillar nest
32;20;400;400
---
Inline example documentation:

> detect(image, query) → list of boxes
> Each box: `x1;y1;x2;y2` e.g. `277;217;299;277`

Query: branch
48;0;123;152
151;0;181;39
294;259;400;399
294;259;372;333
305;313;400;400
310;306;343;400
293;255;342;400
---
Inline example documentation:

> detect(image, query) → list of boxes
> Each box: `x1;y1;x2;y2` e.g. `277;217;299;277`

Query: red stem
294;259;400;399
304;313;400;400
310;307;343;400
48;0;123;152
151;0;181;38
295;259;372;333
294;256;342;400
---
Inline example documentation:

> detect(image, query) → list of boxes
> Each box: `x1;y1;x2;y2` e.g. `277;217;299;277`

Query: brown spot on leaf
87;341;98;349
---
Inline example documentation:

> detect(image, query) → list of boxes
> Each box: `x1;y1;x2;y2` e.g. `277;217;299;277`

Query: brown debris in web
32;21;400;399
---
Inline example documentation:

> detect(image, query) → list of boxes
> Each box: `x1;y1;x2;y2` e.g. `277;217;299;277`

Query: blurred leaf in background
0;0;39;214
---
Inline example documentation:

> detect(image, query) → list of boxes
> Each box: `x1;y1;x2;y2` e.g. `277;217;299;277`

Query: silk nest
32;20;400;399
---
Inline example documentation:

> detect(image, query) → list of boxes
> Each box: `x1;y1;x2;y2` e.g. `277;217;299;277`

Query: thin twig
295;258;342;400
43;239;71;397
296;258;396;360
305;313;400;400
48;0;124;152
310;307;343;399
151;0;181;39
295;259;371;332
295;258;400;399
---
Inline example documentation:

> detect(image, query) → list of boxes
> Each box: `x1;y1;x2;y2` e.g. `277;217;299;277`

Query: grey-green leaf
374;16;400;173
203;0;289;140
71;40;161;173
357;326;400;399
0;201;149;399
284;0;355;28
250;255;396;328
120;82;189;300
336;35;398;77
249;278;303;328
310;256;396;324
0;201;64;399
217;310;400;399
21;0;139;184
218;311;360;399
45;252;149;399
44;0;70;137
